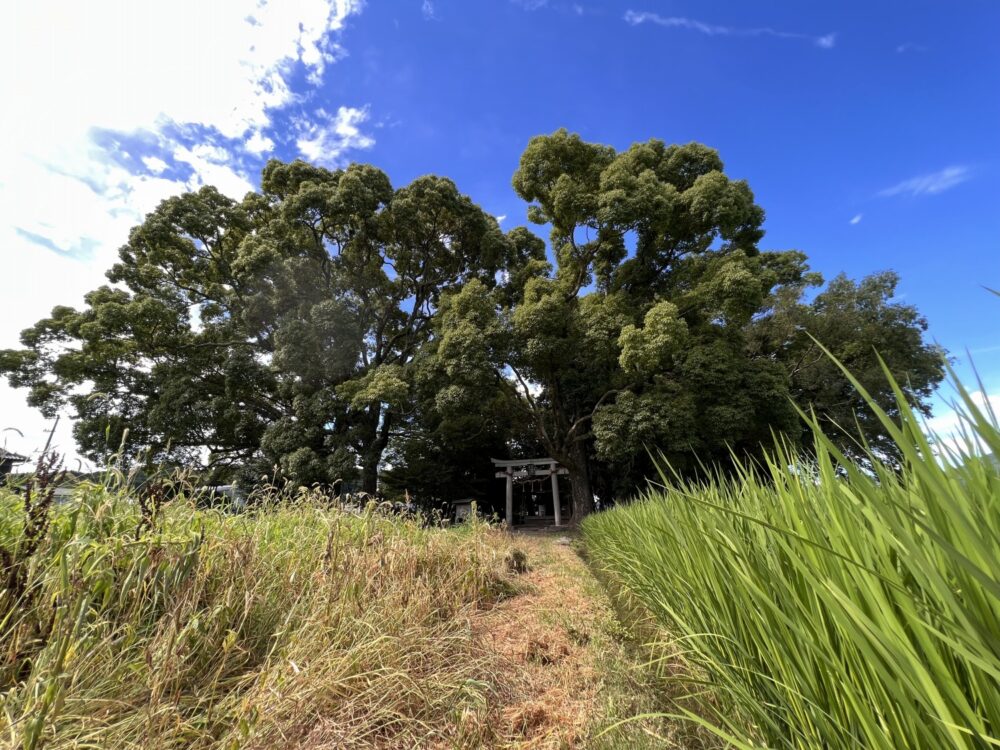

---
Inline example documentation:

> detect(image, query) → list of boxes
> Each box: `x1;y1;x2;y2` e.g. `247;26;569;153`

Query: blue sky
1;0;998;461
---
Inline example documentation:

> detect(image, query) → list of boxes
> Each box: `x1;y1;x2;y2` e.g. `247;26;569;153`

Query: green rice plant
0;477;520;749
583;360;1000;749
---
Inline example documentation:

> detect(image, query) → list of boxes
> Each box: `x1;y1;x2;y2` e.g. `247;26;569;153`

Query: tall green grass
584;365;1000;749
0;481;519;749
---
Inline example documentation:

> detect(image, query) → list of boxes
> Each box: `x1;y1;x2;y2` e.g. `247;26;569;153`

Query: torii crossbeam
491;457;569;527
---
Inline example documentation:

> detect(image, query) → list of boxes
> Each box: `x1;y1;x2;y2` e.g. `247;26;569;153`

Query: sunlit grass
0;481;518;748
583;362;1000;749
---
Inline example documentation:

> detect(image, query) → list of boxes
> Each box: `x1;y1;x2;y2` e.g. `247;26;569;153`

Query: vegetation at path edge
583;364;1000;749
0;481;521;749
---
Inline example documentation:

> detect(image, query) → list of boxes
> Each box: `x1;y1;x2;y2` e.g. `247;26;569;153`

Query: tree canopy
1;131;946;519
2;160;512;492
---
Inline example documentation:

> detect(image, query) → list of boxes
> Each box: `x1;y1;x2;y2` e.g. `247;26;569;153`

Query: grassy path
471;529;712;749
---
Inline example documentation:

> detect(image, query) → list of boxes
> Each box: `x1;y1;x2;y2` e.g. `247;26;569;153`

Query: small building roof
0;448;29;464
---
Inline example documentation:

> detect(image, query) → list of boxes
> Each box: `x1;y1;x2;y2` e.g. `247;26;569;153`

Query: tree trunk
359;407;392;496
568;467;594;526
566;441;594;526
360;457;379;495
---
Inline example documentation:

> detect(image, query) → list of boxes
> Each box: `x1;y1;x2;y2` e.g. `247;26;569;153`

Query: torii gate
491;457;569;527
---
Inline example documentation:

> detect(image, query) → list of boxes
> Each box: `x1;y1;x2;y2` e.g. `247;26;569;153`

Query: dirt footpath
473;531;604;747
470;530;709;749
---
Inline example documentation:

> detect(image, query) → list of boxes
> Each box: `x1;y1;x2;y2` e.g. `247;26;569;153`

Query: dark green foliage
749;270;946;463
2;162;511;491
436;129;939;517
1;134;946;511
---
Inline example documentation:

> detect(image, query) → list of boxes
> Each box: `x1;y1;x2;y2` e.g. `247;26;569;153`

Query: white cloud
172;143;256;198
0;1;363;148
816;33;837;49
245;131;277;155
0;0;371;465
422;0;436;19
850;213;863;225
896;42;927;54
141;156;169;175
926;390;1000;459
496;214;508;225
878;166;971;198
296;106;376;165
624;10;836;48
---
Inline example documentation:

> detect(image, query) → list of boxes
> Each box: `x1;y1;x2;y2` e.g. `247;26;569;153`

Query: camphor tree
435;130;813;521
435;130;946;521
250;160;510;491
377;347;542;506
0;160;511;491
1;187;275;474
747;270;946;464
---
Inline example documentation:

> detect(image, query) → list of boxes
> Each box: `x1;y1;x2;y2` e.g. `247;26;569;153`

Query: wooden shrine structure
491;457;569;527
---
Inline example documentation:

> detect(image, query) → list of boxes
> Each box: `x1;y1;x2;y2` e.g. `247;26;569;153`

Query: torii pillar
550;470;561;527
504;467;513;526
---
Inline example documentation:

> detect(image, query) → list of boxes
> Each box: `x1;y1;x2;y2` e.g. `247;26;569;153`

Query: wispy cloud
815;33;836;49
896;42;927;54
296;106;376;166
878;166;971;198
624;10;836;49
421;0;436;20
850;213;863;225
511;0;587;14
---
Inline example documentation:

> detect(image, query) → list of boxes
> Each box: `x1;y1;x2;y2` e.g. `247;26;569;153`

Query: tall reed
584;364;1000;749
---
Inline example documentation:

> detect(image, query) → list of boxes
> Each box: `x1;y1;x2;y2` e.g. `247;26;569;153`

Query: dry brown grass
0;488;525;749
2;478;717;749
470;530;718;749
472;535;600;747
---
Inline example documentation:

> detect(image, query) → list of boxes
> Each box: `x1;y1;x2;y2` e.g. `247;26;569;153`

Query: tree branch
566;388;620;442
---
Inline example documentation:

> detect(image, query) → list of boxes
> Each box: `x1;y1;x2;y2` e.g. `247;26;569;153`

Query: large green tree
377;351;541;506
435;130;945;522
435;130;813;522
1;160;510;490
250;160;509;490
2;136;946;513
2;188;276;473
747;270;946;463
